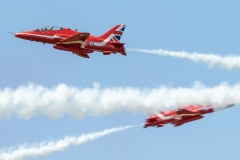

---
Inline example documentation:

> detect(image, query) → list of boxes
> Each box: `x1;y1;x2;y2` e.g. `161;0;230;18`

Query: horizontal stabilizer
109;42;126;56
121;48;127;56
110;42;125;47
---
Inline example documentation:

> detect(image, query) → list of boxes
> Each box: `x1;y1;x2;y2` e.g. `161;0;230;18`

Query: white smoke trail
0;125;136;160
128;48;240;71
0;82;239;120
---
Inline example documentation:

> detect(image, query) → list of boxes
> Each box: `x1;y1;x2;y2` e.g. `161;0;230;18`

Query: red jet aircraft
14;24;126;58
144;103;234;128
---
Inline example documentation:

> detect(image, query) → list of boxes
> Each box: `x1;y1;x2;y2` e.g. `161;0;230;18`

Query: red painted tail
99;24;126;56
98;24;126;42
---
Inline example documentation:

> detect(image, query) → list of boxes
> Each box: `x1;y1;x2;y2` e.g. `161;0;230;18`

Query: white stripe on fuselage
93;34;115;46
18;33;52;39
156;114;175;120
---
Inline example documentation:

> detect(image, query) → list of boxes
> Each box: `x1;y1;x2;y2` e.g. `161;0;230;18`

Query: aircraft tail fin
98;24;126;42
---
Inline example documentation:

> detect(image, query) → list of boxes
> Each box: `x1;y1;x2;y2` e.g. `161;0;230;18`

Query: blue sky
0;0;240;159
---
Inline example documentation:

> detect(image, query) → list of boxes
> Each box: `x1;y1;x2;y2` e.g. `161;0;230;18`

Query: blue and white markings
89;41;94;46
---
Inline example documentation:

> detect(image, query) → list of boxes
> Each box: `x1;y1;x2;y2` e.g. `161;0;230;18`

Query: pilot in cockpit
33;26;64;32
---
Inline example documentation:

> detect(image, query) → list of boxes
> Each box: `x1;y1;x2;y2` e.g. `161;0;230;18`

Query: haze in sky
0;1;240;160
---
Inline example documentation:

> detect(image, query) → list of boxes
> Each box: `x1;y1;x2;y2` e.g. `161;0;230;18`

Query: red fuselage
144;103;234;128
14;25;126;58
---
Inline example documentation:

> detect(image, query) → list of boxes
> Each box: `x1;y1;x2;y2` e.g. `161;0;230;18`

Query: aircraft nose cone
14;32;29;40
227;103;235;108
14;33;23;38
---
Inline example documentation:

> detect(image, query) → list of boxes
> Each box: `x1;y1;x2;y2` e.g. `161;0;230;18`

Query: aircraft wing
176;109;200;116
58;32;90;48
74;52;90;58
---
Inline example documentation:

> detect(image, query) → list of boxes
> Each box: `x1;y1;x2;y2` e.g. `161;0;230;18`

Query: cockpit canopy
33;26;67;31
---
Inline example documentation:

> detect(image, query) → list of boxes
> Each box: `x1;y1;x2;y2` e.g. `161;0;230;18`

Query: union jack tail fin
98;24;126;42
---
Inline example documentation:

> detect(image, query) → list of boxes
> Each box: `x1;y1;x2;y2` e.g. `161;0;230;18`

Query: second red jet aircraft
144;103;234;128
14;24;126;58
